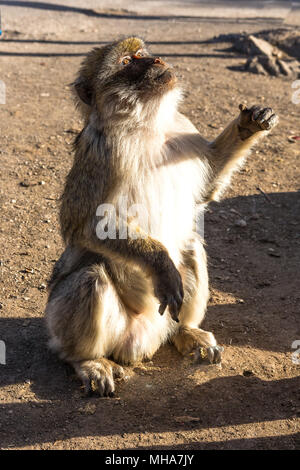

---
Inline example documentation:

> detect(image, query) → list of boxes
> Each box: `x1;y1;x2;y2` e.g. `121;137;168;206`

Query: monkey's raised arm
205;104;279;201
170;105;278;202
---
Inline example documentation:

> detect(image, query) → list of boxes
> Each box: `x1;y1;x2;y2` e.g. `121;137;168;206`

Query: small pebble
243;370;254;377
235;219;247;227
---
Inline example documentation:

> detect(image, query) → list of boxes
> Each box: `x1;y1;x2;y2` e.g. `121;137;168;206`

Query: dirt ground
0;1;299;450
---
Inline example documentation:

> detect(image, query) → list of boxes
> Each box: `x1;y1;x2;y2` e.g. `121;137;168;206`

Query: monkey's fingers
158;300;168;315
170;290;184;319
251;107;279;130
239;103;247;112
158;292;173;315
158;294;182;322
239;104;278;132
169;299;180;322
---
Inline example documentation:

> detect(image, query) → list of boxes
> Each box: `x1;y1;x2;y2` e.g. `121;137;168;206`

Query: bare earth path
0;1;299;450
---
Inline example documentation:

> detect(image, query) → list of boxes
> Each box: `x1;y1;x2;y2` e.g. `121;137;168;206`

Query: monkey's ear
74;78;93;106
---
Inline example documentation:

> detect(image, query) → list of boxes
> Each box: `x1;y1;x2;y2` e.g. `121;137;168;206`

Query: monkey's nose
154;57;165;65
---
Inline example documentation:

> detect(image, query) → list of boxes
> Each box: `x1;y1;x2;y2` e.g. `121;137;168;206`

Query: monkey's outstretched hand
237;104;279;140
153;260;184;321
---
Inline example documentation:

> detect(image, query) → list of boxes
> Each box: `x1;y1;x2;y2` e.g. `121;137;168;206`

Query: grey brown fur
45;37;278;396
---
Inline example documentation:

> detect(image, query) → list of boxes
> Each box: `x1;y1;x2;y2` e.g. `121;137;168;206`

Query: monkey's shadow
0;191;299;448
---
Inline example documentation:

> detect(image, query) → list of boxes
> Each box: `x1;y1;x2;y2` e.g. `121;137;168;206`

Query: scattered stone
38;283;46;290
175;415;200;423
20;268;34;274
235;34;282;58
235;219;247;227
256;28;300;60
78;403;96;415
216;29;300;76
64;128;80;134
277;59;294;76
268;251;281;258
243;370;254;377
230;208;242;216
245;55;299;77
256;281;271;287
19;181;30;188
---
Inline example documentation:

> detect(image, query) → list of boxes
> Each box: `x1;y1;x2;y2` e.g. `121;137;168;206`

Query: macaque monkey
45;37;278;396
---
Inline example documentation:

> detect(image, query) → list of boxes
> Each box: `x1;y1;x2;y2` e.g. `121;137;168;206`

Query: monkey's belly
110;309;176;364
97;262;177;363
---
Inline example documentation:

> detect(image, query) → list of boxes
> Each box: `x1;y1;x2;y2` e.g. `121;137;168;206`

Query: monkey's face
75;38;177;114
106;39;177;98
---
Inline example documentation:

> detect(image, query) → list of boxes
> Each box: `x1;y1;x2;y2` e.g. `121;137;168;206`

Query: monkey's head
74;37;179;122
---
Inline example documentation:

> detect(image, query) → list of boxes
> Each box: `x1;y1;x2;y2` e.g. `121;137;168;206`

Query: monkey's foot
172;326;223;364
238;104;279;140
72;358;125;397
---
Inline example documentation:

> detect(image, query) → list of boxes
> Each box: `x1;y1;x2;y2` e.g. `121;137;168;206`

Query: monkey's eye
121;56;132;66
134;49;144;57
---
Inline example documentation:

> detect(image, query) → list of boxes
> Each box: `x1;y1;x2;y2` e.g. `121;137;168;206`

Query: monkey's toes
85;371;115;397
75;360;116;397
112;363;125;380
195;345;224;364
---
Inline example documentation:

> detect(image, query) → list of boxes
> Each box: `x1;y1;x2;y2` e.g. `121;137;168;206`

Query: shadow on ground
0;191;299;448
0;1;284;23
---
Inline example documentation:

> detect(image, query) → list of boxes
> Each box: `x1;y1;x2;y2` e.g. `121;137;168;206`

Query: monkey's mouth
154;67;176;84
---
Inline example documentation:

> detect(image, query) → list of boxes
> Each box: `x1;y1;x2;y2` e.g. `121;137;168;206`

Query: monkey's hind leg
172;241;223;364
45;263;125;396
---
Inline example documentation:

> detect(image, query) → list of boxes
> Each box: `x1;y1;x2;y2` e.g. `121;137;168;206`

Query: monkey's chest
118;161;201;265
